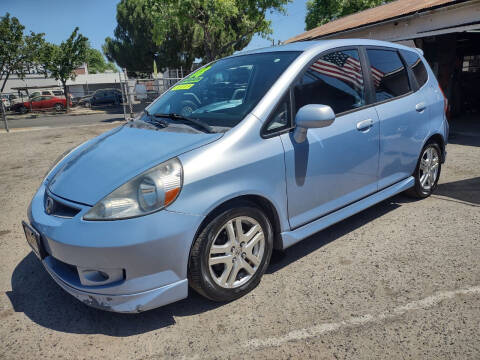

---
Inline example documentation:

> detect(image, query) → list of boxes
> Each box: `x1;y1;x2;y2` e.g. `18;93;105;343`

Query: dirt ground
0;121;479;359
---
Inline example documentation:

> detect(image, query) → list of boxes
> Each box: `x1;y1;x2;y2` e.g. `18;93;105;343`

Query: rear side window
42;91;50;95
401;50;428;89
366;49;410;102
295;49;366;114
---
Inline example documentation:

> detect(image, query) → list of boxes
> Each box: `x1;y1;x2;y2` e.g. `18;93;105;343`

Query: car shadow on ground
7;194;406;337
435;176;480;205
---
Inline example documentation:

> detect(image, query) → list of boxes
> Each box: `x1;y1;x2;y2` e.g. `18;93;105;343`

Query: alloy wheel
419;146;440;191
208;216;265;289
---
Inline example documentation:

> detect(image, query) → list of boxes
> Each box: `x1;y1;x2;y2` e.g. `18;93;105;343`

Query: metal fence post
123;68;134;119
119;72;127;122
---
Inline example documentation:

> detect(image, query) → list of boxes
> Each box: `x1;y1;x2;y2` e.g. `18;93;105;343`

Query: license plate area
22;221;47;259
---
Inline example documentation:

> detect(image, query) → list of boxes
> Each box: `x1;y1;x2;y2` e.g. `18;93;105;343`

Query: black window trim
261;88;295;139
362;45;415;107
398;49;430;92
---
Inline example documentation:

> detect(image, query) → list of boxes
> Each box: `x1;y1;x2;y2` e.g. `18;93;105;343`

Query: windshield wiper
144;109;168;128
154;113;213;133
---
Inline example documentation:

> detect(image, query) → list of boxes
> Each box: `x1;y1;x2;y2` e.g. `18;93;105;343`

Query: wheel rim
208;216;265;289
419;146;439;191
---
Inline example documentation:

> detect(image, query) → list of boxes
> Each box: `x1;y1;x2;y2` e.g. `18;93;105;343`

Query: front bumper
27;182;203;312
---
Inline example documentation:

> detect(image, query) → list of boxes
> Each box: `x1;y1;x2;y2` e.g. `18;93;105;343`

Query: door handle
356;119;374;131
416;102;426;112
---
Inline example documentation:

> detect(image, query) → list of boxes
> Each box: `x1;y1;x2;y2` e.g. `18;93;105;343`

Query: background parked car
1;94;11;110
12;95;72;113
78;88;122;107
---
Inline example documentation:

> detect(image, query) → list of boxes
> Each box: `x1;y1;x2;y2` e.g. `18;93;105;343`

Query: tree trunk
1;72;10;93
62;81;70;113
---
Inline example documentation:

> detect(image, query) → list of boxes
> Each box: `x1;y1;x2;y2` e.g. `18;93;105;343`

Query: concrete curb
0;121;124;134
4;109;110;120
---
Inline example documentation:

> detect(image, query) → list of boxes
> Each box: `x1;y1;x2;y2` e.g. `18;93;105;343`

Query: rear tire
54;103;64;112
188;203;273;302
405;142;442;198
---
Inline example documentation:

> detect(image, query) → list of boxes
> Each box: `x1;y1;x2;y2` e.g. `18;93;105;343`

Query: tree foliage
150;0;291;64
41;27;88;111
305;0;394;30
86;47;117;74
0;13;45;92
103;0;197;74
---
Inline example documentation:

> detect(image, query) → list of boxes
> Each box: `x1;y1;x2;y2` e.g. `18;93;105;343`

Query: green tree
150;0;291;63
41;27;88;112
86;47;117;73
305;0;394;30
103;0;197;74
0;13;45;92
0;13;45;130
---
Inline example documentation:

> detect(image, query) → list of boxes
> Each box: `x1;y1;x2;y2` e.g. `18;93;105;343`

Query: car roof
230;39;422;58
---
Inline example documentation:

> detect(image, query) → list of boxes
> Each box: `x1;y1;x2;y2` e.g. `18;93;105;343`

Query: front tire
406;142;442;198
188;203;273;302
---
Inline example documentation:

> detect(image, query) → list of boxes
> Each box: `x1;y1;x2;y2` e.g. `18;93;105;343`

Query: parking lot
0;119;479;359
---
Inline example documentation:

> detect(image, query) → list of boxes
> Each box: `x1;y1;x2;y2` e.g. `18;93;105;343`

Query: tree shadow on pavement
7;194;405;337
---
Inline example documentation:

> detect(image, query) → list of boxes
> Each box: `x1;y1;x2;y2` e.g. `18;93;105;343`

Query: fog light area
77;266;124;286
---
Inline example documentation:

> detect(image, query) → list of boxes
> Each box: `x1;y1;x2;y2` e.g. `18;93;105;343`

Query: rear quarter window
401;50;428;89
366;49;410;102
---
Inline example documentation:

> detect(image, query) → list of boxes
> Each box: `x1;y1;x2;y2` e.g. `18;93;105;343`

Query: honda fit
23;39;448;312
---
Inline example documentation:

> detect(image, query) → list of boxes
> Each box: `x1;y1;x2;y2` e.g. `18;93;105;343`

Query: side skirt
280;176;414;249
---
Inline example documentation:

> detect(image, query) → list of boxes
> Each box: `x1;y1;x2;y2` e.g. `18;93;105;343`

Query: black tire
54;103;64;112
188;203;273;302
405;141;442;198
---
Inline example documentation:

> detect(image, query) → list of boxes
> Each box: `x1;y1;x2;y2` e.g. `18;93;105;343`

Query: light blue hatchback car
23;39;448;312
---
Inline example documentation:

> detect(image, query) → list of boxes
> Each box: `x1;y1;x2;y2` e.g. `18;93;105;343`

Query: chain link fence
1;69;187;132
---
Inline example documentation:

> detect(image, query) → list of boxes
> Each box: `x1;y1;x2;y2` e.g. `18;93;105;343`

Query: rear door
279;48;380;229
365;48;430;189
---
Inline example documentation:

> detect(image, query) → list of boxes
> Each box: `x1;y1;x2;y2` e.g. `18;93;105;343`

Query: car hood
48;125;223;205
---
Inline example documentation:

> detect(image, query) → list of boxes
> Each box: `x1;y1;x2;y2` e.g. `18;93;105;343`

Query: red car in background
12;95;72;113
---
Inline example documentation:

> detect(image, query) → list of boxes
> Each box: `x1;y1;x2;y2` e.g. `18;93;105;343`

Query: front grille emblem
45;196;55;215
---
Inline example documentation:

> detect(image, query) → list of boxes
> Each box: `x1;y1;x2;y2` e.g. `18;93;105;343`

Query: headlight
83;158;183;220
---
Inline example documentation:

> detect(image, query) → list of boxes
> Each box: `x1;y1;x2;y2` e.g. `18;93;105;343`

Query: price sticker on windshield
171;83;195;91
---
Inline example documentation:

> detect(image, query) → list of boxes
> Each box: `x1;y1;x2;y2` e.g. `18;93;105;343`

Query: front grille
44;194;81;218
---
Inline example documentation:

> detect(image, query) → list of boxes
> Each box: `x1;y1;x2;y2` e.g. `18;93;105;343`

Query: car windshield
142;51;300;131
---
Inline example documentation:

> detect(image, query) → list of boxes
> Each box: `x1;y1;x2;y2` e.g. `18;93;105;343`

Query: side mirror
293;104;335;143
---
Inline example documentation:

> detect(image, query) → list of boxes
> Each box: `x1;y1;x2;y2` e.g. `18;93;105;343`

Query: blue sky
2;0;307;54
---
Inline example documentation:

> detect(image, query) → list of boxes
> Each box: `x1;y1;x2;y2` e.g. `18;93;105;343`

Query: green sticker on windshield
171;83;195;91
171;65;213;91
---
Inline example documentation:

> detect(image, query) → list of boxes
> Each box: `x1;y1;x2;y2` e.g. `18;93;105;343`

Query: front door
281;48;380;229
